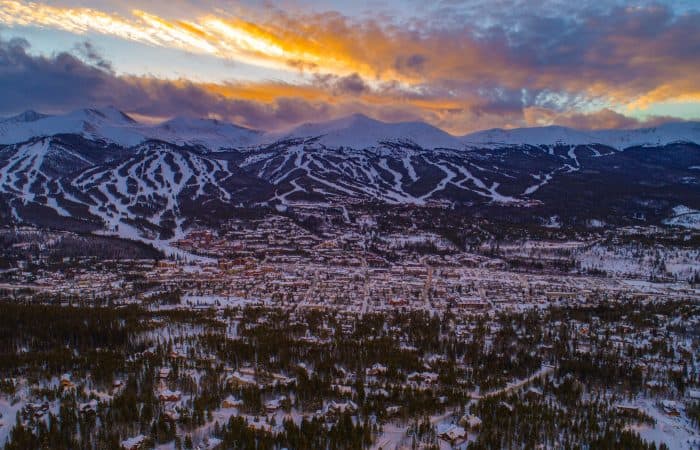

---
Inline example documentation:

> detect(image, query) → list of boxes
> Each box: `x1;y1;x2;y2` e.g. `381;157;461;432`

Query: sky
0;0;698;134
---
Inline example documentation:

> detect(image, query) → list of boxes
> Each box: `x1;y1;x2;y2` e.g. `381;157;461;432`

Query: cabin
158;389;182;402
438;424;466;443
265;397;284;412
222;396;244;409
459;414;482;431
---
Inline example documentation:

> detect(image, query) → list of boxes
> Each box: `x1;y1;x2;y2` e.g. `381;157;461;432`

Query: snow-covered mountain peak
271;113;464;149
0;106;145;147
77;106;137;124
152;116;262;150
53;106;137;127
2;107;698;153
158;116;255;134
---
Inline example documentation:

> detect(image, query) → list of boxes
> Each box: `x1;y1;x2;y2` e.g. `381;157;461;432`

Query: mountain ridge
2;107;699;150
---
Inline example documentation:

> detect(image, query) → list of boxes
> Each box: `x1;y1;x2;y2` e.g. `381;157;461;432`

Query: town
0;206;699;449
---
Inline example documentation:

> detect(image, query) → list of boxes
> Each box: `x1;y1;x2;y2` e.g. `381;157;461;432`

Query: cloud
0;36;692;134
311;73;369;96
73;41;113;72
523;107;683;130
0;37;417;130
0;37;115;113
2;0;698;111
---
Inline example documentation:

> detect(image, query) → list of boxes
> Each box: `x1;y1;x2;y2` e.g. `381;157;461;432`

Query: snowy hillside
234;142;526;206
68;141;270;241
0;137;272;249
462;122;700;149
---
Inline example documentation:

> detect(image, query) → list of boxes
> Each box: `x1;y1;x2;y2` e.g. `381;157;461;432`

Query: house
661;400;681;416
158;389;182;402
247;419;273;432
459;414;482;430
326;400;358;416
169;349;187;360
332;384;353;395
371;388;390;398
227;371;257;387
265;397;285;412
498;401;514;412
407;371;439;385
222;395;244;409
60;373;75;389
386;405;402;416
197;437;223;450
366;363;388;376
271;373;296;387
437;424;466;442
23;402;50;421
615;404;643;415
238;366;256;377
79;400;98;415
163;408;180;421
687;389;700;400
524;387;543;400
388;297;407;307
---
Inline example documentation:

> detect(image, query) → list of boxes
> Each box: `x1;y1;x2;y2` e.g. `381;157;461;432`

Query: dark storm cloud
0;38;335;130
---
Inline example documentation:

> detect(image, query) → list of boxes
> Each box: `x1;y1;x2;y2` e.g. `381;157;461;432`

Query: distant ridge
1;107;698;150
461;122;700;150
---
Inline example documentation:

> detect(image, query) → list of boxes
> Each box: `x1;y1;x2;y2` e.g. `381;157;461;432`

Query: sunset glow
0;0;698;133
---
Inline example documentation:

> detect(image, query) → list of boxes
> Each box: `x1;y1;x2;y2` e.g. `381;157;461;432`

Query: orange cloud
2;0;699;111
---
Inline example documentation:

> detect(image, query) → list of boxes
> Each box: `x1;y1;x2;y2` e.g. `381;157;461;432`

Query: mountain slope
0;107;144;147
231;139;536;205
70;141;272;240
462;122;700;149
0;137;273;244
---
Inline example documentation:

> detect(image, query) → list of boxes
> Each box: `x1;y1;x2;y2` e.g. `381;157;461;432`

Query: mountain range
2;107;699;150
1;107;699;251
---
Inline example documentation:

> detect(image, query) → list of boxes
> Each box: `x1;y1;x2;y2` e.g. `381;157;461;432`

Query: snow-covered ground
664;205;700;230
575;243;700;281
626;398;700;449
